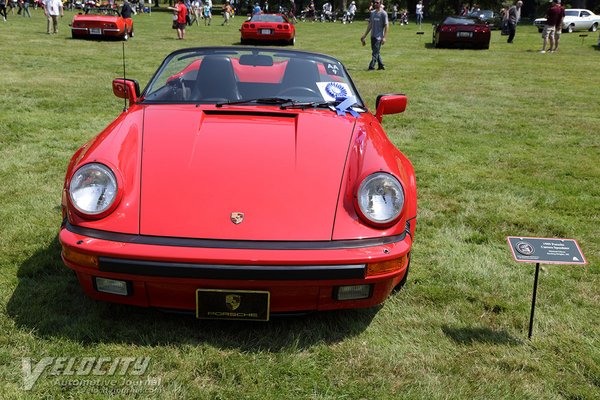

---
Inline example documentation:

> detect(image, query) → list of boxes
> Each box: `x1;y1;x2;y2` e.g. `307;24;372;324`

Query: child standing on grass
203;0;211;25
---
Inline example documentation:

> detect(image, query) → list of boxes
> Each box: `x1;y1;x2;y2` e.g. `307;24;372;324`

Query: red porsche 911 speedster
70;7;133;40
240;13;296;45
59;47;417;321
433;15;490;49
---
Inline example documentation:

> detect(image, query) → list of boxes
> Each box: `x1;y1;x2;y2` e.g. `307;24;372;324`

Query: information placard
507;237;587;265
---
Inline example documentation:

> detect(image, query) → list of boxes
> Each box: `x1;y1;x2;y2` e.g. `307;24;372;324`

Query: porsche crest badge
230;212;244;225
225;294;241;311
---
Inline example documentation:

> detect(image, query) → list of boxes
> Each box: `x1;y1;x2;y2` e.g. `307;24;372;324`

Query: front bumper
59;222;412;315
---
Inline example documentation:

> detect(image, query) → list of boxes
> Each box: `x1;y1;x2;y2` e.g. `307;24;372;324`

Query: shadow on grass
7;236;378;352
442;325;522;346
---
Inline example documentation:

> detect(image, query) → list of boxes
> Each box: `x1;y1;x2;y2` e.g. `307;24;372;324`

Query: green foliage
1;10;599;400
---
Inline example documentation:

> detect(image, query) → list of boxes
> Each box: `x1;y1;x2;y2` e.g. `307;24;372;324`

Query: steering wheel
169;77;188;101
278;86;319;98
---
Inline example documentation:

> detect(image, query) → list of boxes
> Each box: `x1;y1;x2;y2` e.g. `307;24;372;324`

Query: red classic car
70;7;133;40
433;15;490;49
240;13;296;45
59;47;417;321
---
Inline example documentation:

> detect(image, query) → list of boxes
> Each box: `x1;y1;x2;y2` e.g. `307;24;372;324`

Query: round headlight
69;163;118;216
357;172;404;226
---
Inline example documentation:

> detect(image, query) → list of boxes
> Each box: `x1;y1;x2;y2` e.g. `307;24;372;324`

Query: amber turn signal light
62;246;99;268
366;255;406;277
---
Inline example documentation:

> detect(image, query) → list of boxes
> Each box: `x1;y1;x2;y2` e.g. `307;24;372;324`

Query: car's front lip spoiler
65;222;407;251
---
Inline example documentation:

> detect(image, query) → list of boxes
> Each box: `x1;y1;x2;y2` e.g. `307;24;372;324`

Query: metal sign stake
528;263;540;339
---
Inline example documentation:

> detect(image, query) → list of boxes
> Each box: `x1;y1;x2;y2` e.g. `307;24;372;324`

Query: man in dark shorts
169;0;188;39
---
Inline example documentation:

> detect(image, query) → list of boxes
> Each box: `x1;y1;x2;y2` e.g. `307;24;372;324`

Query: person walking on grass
415;0;423;26
190;0;200;26
551;0;565;52
540;0;564;53
169;0;188;39
44;0;63;34
360;0;388;71
221;0;232;25
203;0;212;25
505;0;522;43
1;0;8;22
20;0;31;17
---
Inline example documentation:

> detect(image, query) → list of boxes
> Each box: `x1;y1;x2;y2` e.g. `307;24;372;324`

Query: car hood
139;106;356;241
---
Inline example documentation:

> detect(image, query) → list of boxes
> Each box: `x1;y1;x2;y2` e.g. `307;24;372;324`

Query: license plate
260;29;273;35
196;289;270;321
457;31;473;38
90;28;102;35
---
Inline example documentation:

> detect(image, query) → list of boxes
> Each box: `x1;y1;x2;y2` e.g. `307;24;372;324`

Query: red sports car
59;47;417;321
240;13;296;45
70;7;133;40
433;15;490;49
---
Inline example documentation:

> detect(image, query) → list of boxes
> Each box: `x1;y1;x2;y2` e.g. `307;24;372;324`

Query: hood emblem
226;294;241;311
230;212;245;225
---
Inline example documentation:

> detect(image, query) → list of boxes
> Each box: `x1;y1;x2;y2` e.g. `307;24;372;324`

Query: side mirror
375;94;407;122
112;78;140;107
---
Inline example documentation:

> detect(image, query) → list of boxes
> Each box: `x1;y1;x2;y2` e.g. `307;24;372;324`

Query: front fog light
94;277;131;296
334;285;372;301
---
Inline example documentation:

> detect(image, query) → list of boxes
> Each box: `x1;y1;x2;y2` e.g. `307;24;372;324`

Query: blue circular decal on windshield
325;82;348;99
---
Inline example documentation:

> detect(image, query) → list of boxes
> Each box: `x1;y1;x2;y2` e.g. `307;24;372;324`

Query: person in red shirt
551;0;565;52
169;0;188;40
540;0;564;53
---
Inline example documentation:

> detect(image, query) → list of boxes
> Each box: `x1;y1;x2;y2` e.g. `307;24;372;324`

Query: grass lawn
1;8;599;399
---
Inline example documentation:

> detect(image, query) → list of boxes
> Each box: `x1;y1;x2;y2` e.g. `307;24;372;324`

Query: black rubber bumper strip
99;257;366;280
66;222;406;250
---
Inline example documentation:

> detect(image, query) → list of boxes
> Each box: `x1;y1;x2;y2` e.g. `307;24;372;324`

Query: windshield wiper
214;97;296;107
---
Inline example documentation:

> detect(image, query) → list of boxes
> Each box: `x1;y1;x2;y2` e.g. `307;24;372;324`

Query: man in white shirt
44;0;63;34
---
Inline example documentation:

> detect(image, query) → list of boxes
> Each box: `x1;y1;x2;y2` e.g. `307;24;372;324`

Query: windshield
84;7;121;16
468;10;493;19
250;14;287;22
142;47;363;106
443;16;482;25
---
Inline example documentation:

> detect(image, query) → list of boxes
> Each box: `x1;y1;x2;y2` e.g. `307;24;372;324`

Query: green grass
1;9;599;399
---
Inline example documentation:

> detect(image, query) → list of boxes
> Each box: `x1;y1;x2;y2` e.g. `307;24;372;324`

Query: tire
538;28;543;33
567;24;574;33
288;36;295;46
123;31;128;41
590;23;598;32
240;37;248;45
130;29;134;38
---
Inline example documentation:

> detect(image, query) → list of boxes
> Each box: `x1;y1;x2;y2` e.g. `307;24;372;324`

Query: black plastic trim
65;222;406;250
99;257;366;280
